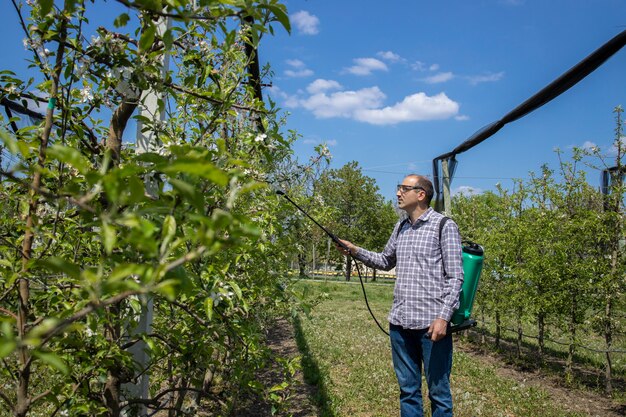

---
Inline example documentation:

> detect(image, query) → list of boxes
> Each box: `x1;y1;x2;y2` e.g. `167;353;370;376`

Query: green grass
291;280;597;417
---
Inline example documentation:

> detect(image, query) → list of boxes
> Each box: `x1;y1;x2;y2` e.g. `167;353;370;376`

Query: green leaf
37;257;81;279
159;161;229;185
169;178;203;210
269;381;289;392
265;4;290;33
33;350;69;375
139;23;157;52
155;279;178;300
109;263;148;282
163;28;174;50
205;297;214;321
160;215;176;256
102;222;116;255
114;13;130;28
0;128;30;158
129;297;142;314
39;0;54;17
0;340;16;359
229;280;242;300
135;152;167;164
0;323;16;359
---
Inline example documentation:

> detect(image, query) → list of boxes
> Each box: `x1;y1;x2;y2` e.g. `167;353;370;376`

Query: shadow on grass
292;314;337;417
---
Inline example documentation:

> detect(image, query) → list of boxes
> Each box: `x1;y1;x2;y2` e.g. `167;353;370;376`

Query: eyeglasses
396;184;425;193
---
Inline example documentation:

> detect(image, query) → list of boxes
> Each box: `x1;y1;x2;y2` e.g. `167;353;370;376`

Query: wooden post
442;158;452;215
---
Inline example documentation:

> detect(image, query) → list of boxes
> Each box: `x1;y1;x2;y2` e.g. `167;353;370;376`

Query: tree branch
0;389;14;412
0;170;97;214
114;0;239;22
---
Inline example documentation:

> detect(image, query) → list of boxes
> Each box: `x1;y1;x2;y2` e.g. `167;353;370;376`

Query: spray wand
275;189;390;336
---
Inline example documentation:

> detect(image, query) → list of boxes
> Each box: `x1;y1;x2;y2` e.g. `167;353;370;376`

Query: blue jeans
389;323;453;417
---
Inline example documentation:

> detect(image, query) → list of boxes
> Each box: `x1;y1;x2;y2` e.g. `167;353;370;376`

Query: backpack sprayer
275;188;484;336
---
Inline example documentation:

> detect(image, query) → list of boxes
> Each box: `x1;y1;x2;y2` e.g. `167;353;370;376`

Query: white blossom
254;133;267;143
80;86;93;103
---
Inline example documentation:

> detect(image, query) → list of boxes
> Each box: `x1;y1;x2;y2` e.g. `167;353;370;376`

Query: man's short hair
406;174;434;205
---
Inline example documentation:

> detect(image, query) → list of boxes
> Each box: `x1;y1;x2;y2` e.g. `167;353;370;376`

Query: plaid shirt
355;207;464;330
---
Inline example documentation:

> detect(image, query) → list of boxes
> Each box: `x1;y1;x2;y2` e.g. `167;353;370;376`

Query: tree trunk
371;268;377;282
537;311;545;362
604;294;613;396
107;101;137;163
516;308;523;359
495;310;501;348
103;303;127;417
16;10;68;416
565;291;577;384
345;256;352;281
298;252;306;278
480;305;486;346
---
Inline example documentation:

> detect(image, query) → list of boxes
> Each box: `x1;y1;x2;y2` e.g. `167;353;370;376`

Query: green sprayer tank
451;242;484;329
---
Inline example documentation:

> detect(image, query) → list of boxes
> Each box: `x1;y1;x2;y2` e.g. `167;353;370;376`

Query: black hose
275;188;389;336
351;256;389;336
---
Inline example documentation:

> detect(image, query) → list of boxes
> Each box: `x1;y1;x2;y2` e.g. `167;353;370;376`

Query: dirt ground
235;318;319;417
457;331;626;417
238;319;624;417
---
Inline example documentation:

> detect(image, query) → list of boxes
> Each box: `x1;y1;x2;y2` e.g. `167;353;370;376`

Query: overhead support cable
433;29;626;212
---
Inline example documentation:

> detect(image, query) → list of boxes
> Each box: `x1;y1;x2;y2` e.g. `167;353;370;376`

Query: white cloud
300;87;386;118
609;136;626;156
291;11;320;35
377;51;402;62
306;79;342;94
286;59;306;68
354;92;459;125
284;79;460;125
429;64;440;71
453;186;483;196
467;71;505;85
284;59;314;78
581;141;598;151
411;61;426;71
285;69;314;78
422;72;454;84
455;114;470;121
345;58;388;76
303;137;338;146
267;85;288;100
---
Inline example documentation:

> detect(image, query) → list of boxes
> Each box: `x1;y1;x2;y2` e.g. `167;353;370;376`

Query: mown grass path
290;280;624;417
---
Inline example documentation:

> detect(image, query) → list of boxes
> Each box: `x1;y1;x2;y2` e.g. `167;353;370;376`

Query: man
336;174;464;417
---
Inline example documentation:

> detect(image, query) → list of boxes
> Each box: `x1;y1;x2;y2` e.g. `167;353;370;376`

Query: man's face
396;176;425;211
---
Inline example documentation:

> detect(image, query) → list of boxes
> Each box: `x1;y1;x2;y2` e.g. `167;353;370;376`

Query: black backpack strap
395;218;409;239
439;216;450;276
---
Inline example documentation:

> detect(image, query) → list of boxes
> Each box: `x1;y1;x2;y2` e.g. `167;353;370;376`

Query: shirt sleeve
353;221;400;271
438;220;464;321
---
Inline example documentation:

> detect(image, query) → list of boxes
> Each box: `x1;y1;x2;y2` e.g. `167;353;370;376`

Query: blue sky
1;1;625;202
261;0;626;201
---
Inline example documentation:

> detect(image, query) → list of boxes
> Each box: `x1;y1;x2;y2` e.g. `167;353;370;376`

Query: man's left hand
427;318;448;342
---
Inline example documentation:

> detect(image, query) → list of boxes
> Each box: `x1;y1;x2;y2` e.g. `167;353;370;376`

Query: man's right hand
335;239;357;256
